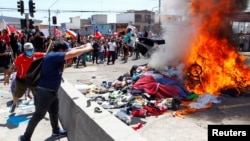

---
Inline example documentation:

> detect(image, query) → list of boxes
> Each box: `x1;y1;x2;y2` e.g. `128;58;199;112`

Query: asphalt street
63;56;250;141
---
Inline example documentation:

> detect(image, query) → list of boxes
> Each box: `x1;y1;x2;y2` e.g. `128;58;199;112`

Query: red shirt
0;34;10;47
14;52;45;79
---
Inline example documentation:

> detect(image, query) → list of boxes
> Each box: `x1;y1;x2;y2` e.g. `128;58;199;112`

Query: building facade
0;10;158;37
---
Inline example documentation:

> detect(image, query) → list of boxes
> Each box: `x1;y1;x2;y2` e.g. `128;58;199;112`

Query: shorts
15;77;35;98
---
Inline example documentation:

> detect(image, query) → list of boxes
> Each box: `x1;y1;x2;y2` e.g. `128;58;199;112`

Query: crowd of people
66;27;142;67
1;26;145;78
0;25;149;140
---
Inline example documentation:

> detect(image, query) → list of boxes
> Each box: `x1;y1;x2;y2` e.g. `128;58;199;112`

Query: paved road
1;55;250;141
63;56;250;141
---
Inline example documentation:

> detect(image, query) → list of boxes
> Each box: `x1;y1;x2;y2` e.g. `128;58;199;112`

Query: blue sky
0;0;159;24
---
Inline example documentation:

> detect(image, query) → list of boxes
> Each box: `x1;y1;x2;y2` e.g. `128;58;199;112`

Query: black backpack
26;41;54;87
26;57;44;87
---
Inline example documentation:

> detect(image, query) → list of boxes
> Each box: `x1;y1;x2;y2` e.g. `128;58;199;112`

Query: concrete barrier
58;79;148;141
239;52;250;56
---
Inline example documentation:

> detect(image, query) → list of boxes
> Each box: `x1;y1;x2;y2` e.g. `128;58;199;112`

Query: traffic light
17;0;24;15
20;19;27;29
52;16;57;24
29;19;34;29
29;0;35;17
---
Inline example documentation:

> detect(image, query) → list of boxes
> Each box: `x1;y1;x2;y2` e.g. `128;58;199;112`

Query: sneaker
18;135;29;141
9;104;16;113
52;129;67;138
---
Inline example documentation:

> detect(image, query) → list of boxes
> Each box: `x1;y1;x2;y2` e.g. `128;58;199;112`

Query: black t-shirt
93;42;100;53
32;31;45;46
0;44;6;53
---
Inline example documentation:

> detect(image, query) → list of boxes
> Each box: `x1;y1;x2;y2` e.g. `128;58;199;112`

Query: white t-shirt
108;41;116;51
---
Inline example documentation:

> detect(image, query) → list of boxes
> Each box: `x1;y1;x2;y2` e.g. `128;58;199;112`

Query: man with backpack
18;40;93;141
4;42;45;113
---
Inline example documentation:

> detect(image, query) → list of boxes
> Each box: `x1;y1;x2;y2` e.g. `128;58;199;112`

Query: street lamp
48;0;60;36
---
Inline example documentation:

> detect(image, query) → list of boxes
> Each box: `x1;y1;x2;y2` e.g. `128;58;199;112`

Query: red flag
6;24;23;39
94;26;103;38
6;24;16;33
15;30;23;40
53;28;62;36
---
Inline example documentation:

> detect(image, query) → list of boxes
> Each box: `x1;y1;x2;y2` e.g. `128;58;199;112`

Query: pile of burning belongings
86;63;222;127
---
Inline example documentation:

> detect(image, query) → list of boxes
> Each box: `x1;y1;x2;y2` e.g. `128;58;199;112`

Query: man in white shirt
107;39;117;65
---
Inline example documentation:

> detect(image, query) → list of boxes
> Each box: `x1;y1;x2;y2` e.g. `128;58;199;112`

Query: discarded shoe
114;110;131;125
94;107;102;113
101;81;107;87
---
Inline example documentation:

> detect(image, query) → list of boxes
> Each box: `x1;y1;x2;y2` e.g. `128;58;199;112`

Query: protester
0;29;10;49
92;37;100;64
75;37;89;68
18;40;93;141
10;72;32;101
10;32;19;59
107;38;117;65
0;39;11;79
30;26;46;52
122;28;132;63
98;39;105;64
4;42;45;113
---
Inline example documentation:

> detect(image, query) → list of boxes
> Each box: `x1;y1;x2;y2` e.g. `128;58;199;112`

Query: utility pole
150;6;158;32
48;0;60;36
48;9;51;36
25;13;29;30
159;0;161;25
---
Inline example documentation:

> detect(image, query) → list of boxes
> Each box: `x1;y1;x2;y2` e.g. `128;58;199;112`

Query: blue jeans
23;87;59;140
76;54;86;67
99;51;104;63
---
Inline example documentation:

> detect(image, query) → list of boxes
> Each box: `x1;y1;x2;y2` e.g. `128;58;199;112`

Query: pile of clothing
87;64;190;125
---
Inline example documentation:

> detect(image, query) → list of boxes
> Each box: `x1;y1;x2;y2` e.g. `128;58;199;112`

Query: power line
0;7;126;13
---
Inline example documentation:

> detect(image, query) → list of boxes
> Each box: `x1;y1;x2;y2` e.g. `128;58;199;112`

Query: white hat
24;43;34;51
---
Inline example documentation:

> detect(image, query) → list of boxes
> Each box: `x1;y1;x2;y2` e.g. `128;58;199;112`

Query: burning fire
184;0;250;95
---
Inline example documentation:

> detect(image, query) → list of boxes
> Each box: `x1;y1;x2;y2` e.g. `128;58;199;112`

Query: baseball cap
24;43;34;51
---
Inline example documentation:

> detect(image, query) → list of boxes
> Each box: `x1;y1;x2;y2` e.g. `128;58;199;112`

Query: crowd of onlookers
58;27;143;68
0;26;146;79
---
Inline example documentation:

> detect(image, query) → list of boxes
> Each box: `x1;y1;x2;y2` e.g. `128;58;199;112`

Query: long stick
45;40;54;54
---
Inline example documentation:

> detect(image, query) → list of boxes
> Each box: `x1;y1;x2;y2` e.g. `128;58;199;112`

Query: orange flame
184;0;250;95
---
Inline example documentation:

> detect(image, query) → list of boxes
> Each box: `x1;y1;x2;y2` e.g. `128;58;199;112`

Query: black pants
92;53;99;64
107;51;116;64
23;87;59;140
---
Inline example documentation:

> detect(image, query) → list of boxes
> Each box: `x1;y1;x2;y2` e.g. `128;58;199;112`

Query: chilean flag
63;28;77;39
94;26;103;38
3;19;23;39
53;27;62;36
